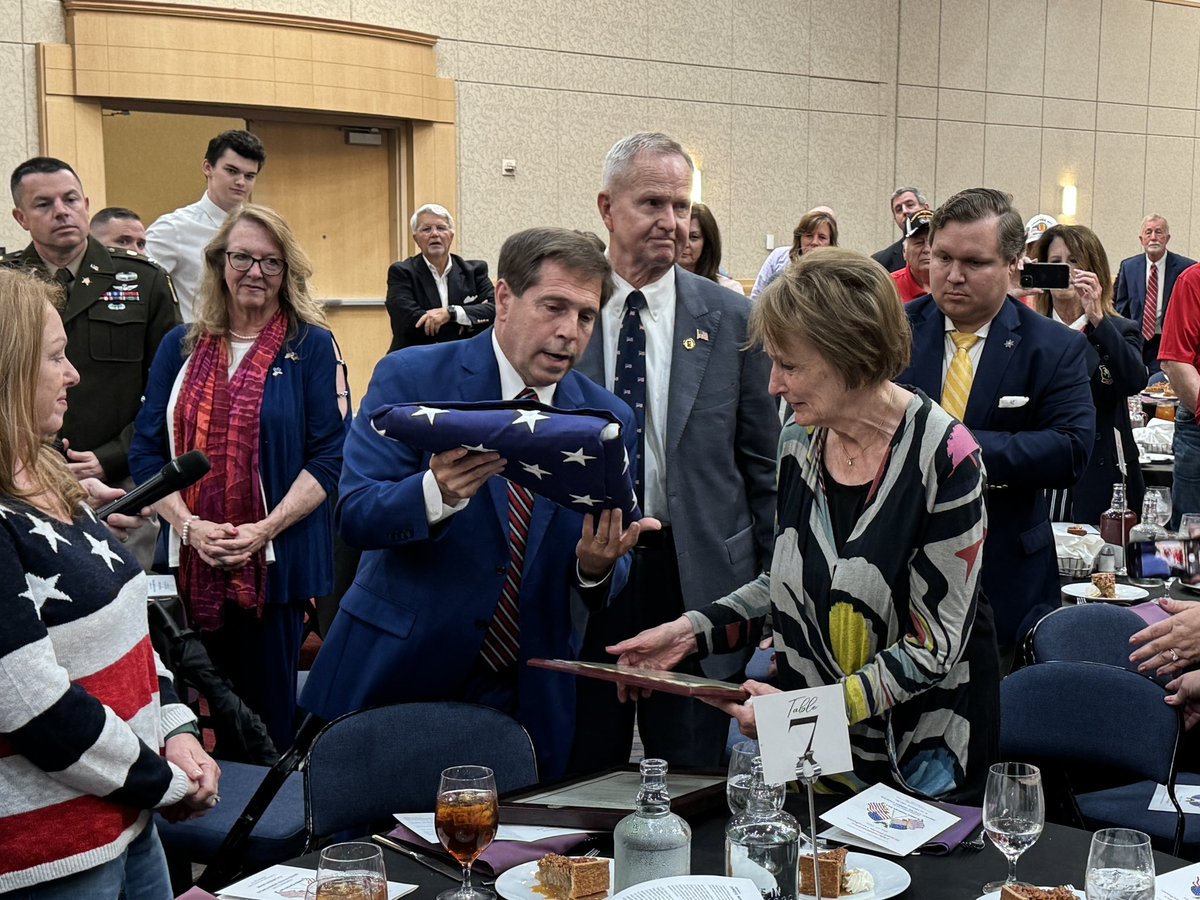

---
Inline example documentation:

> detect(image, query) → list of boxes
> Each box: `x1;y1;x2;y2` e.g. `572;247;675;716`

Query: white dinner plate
1141;452;1174;464
495;857;613;900
800;852;910;900
1180;580;1200;593
976;889;1083;900
1061;582;1150;602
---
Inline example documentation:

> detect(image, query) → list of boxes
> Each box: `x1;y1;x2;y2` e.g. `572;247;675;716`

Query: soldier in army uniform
5;157;180;493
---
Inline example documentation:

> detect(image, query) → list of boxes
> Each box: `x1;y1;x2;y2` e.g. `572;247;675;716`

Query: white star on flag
511;409;550;433
85;533;124;572
26;515;70;552
20;572;71;614
622;447;630;474
370;418;390;438
411;406;449;425
570;494;600;507
461;442;496;453
520;461;551;480
0;503;11;518
562;447;595;466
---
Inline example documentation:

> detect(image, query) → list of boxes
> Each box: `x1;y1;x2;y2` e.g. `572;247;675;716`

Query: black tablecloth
284;793;1191;898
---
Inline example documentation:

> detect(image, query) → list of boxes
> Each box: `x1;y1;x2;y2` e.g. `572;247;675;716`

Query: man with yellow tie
896;188;1094;652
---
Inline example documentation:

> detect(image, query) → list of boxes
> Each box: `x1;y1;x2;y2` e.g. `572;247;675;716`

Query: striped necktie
942;331;980;420
479;387;538;672
1143;262;1160;342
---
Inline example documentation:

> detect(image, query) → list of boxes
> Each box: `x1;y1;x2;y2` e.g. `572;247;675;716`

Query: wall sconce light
1061;185;1077;218
691;167;703;203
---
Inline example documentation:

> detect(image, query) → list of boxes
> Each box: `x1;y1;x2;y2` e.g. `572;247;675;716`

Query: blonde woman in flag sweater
0;269;219;898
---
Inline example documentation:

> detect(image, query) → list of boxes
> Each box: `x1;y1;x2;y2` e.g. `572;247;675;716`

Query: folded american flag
368;400;642;521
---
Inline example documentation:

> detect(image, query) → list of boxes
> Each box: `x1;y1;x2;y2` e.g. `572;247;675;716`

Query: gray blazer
578;266;779;678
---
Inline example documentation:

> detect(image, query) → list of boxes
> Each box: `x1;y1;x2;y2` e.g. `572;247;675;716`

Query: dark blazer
1115;250;1196;372
896;296;1095;644
872;237;906;273
0;238;180;481
1070;316;1148;524
577;266;780;680
299;330;635;780
385;253;496;353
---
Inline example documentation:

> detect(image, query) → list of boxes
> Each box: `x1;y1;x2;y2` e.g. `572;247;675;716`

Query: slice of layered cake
999;886;1078;900
799;846;846;897
535;853;610;900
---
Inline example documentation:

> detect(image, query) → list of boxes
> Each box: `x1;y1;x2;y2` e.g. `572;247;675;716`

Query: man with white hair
1115;214;1196;373
385;203;496;353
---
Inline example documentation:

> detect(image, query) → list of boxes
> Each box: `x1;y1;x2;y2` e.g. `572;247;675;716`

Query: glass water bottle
725;757;801;900
613;758;691;891
1129;494;1169;587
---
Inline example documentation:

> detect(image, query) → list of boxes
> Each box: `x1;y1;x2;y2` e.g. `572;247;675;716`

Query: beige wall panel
102;111;245;225
1092;131;1147;260
23;44;39;154
555;0;646;58
23;0;65;42
899;0;940;87
934;120;985;203
549;53;642;97
0;45;32;253
255;0;353;23
810;78;881;115
643;61;732;105
1044;0;1102;100
732;0;810;77
646;0;732;68
1043;98;1097;131
446;0;561;50
642;96;733;216
2;0;21;31
894;117;938;204
729;105;809;279
249;121;393;300
1148;0;1200;109
1143;135;1194;250
1148;106;1196;137
271;28;312;61
808;112;883;255
938;89;985;123
1097;102;1149;133
1191;151;1200;261
349;0;437;34
324;306;391;409
731;71;809;110
811;0;881;82
986;0;1046;94
1098;0;1153;105
985;93;1042;127
938;0;988;91
983;125;1043;219
1039;128;1095;226
897;85;937;119
450;43;562;92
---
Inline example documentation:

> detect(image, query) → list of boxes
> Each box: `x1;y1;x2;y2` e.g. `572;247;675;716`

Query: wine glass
1085;828;1154;900
435;765;498;900
1180;512;1200;538
981;762;1044;893
727;740;760;814
1147;488;1172;529
313;842;387;900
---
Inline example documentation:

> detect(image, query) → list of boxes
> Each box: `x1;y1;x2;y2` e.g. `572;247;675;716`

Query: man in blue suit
896;188;1094;650
301;228;654;779
572;133;779;771
1114;215;1196;374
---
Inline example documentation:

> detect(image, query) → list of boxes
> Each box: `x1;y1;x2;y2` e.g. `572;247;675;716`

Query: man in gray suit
572;133;779;770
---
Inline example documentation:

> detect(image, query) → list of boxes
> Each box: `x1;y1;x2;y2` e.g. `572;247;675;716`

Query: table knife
371;833;463;882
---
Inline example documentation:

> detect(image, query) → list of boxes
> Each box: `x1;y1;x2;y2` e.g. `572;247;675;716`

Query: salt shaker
1096;545;1116;573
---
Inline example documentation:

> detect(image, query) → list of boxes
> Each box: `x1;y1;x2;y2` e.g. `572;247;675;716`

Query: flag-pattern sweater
0;497;195;891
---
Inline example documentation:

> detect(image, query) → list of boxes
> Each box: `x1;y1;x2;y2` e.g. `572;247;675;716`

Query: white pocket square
462;294;478;304
999;395;1029;408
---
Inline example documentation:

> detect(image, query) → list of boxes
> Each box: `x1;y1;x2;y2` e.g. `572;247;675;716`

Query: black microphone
97;450;211;520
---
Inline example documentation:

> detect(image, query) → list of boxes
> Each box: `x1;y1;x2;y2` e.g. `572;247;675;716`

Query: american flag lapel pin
696;328;710;342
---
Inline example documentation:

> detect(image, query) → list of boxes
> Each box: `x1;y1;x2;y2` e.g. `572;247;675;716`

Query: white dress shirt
145;192;228;322
600;268;676;521
1145;255;1166;332
941;318;992;391
1051;309;1087;331
422;255;471;326
421;332;556;524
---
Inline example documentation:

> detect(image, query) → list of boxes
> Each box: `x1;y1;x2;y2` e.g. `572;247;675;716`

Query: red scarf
174;311;287;630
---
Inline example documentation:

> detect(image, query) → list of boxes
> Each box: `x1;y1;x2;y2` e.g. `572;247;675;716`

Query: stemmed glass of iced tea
435;765;499;900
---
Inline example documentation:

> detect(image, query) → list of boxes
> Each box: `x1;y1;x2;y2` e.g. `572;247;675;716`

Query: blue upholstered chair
1024;603;1167;683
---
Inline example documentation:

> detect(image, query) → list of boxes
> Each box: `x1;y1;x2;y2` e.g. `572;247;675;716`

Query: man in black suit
872;186;929;273
385;203;496;352
1115;214;1196;374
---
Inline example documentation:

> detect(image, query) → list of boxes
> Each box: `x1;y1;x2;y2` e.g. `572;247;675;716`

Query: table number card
1154;860;1200;899
752;685;853;787
818;783;960;857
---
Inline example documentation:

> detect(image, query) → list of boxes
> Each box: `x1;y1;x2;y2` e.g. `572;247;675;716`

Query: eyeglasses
225;251;285;276
416;224;452;236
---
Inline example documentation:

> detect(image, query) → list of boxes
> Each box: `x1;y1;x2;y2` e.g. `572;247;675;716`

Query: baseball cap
905;209;934;238
1025;214;1057;245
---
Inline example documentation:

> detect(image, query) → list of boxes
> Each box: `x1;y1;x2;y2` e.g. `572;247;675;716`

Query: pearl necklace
228;329;261;341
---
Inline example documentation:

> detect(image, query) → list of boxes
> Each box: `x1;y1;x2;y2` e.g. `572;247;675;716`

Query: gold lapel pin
683;337;696;350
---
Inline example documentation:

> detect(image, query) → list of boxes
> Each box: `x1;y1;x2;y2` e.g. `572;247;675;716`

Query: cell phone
1126;538;1200;580
1019;262;1071;290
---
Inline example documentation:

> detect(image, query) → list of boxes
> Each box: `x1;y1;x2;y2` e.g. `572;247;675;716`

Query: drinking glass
1147;488;1172;528
435;765;498;900
312;842;387;900
727;740;760;814
1085;828;1154;900
981;762;1044;893
1180;512;1200;538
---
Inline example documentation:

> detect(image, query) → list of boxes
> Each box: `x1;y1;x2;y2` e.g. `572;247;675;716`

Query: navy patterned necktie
613;290;647;502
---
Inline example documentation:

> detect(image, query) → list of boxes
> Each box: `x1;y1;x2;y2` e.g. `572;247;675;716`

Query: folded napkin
387;822;590;876
174;889;219;900
922;801;983;854
1134;422;1175;455
1131;600;1170;626
1055;529;1105;564
369;400;641;522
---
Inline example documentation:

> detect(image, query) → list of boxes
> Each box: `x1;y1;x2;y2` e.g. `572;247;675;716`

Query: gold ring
1171;649;1181;663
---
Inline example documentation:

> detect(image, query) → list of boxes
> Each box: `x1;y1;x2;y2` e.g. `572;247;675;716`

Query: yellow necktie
943;331;980;420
